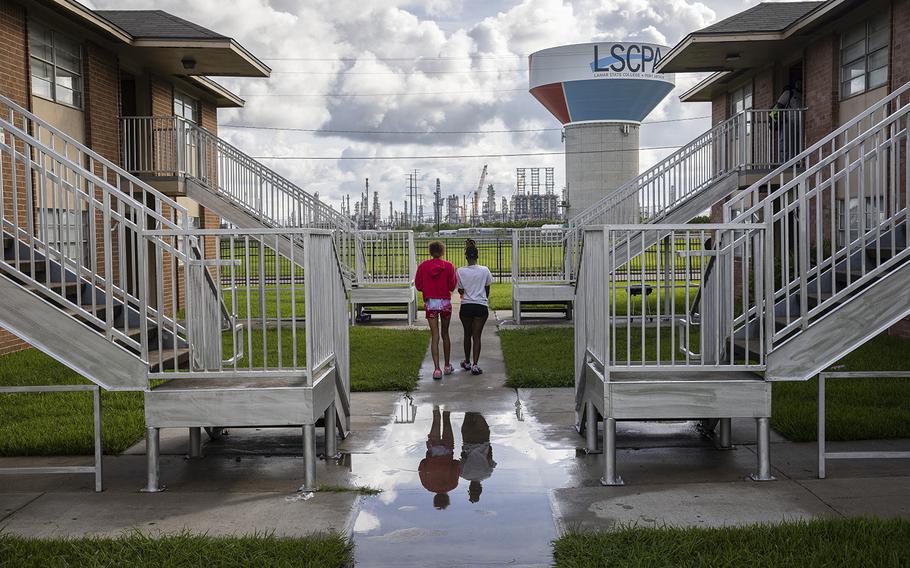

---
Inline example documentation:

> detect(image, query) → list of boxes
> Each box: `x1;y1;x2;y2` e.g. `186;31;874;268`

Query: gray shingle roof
698;2;824;34
95;10;227;40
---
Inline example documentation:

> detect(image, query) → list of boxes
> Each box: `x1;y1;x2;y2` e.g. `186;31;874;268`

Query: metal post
189;427;202;458
302;424;316;491
751;417;775;481
718;417;732;450
818;373;826;479
600;418;623;486
585;401;599;454
93;387;103;492
324;403;338;458
142;427;165;492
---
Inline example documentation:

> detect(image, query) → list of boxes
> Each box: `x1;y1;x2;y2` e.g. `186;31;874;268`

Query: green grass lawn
772;333;910;442
0;532;352;568
499;326;683;388
553;518;910;568
0;349;146;456
0;327;428;456
350;327;428;391
500;326;910;442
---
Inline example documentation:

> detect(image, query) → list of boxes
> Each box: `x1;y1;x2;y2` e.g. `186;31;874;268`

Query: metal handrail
569;108;805;231
726;80;910;219
724;81;910;347
120;115;361;284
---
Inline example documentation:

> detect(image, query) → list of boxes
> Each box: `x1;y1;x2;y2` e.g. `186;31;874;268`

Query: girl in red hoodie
415;241;457;379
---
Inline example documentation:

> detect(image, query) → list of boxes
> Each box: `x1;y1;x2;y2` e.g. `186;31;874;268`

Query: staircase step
146;347;191;372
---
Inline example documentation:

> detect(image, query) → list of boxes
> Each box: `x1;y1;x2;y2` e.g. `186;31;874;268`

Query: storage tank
529;42;675;220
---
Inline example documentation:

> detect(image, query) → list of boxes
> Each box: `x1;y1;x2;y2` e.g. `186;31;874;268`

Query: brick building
0;0;268;354
659;0;910;336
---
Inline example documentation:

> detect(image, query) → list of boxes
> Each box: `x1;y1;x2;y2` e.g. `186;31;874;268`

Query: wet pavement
1;306;910;563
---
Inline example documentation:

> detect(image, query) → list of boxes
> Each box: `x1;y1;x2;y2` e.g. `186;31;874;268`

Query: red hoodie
415;258;456;300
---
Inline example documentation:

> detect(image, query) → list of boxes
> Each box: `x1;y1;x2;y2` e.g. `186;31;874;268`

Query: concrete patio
0;308;908;567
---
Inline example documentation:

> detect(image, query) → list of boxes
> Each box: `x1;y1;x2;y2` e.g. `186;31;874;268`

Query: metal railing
512;227;571;283
564;109;804;280
355;230;416;286
120;116;360;283
726;82;910;349
0;94;191;361
577;224;768;372
817;371;910;478
414;234;513;282
569;109;805;230
145;228;348;386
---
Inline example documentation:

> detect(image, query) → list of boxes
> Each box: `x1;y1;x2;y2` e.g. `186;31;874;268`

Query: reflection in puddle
351;403;575;567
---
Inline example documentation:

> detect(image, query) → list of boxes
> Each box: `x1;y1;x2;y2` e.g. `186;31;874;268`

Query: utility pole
434;178;441;234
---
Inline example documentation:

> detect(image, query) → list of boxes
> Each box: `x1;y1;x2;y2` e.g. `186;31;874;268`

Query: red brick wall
803;34;839;146
891;0;910;87
150;77;172;116
199;100;220;266
84;43;120;164
711;93;726;125
0;0;30;355
83;41;122;287
754;68;775;109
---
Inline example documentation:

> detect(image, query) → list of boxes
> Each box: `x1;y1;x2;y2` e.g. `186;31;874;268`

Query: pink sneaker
432;369;442;380
444;364;455;375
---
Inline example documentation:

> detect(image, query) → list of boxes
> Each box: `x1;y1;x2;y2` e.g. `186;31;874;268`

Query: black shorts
460;303;489;319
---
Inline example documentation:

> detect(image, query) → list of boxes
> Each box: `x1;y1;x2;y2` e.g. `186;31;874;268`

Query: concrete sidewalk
0;307;908;565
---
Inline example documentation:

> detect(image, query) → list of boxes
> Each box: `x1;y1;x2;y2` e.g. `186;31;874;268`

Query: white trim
564;120;642;127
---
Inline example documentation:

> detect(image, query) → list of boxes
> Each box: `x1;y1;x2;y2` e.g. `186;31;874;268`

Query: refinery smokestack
529;42;674;220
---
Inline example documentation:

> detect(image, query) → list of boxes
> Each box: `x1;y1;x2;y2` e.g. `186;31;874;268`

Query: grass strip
499;326;684;388
0;531;352;568
553;517;910;568
350;327;428;392
772;333;910;442
0;328;428;456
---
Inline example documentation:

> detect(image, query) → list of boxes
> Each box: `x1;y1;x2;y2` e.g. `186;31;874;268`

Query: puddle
349;402;576;567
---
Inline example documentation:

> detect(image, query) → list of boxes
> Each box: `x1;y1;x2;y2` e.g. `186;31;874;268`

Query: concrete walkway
0;307;909;566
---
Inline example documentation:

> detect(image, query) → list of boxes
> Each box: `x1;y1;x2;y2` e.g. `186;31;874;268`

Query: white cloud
89;0;766;213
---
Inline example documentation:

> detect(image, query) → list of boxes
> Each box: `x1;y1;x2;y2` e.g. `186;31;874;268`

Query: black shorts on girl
460;303;488;318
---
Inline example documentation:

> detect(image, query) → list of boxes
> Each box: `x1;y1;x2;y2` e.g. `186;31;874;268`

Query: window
729;82;753;116
836;197;886;246
29;22;83;108
729;82;753;135
841;15;890;99
173;91;198;123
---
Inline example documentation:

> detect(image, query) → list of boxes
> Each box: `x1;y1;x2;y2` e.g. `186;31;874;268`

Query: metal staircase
725;81;910;381
120;116;361;281
0;94;349;491
574;81;910;485
511;108;803;323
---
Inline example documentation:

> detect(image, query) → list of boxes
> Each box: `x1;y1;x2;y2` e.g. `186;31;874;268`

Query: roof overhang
657;0;853;73
130;39;270;78
679;71;734;102
187;76;245;108
37;0;132;43
36;1;270;78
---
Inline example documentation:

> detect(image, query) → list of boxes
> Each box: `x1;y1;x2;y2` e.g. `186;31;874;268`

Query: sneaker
444;364;455;375
432;369;442;380
471;364;483;375
460;360;471;370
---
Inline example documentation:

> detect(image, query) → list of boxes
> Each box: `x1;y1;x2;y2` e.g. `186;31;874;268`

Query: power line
260;52;607;62
251;144;685;161
238;88;527;97
221;115;710;136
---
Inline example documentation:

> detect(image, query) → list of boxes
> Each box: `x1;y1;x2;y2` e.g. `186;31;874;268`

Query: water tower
529;42;675;220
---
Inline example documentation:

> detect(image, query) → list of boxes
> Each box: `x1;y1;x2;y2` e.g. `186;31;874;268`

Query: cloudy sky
90;0;773;217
